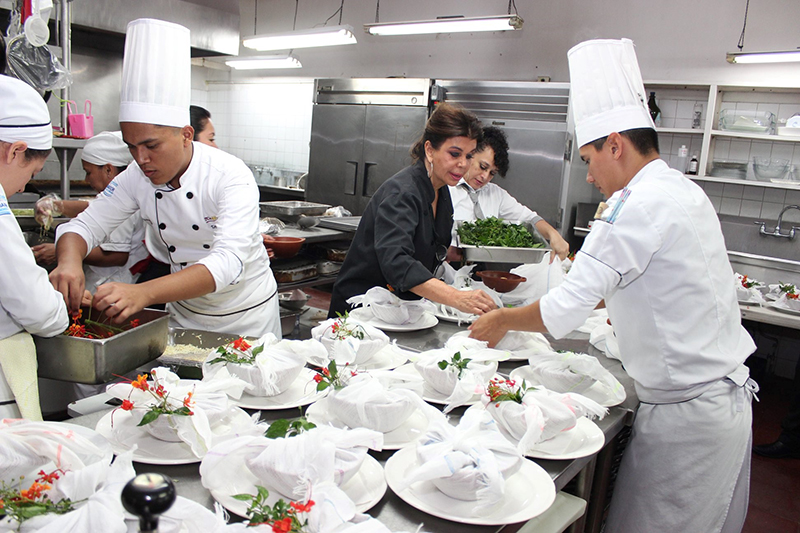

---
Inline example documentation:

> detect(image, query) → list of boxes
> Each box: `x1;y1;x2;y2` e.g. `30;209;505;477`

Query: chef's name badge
598;188;631;224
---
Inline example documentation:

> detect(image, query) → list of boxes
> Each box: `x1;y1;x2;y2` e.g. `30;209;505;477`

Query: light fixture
243;25;356;52
726;50;800;64
364;14;523;36
224;55;302;70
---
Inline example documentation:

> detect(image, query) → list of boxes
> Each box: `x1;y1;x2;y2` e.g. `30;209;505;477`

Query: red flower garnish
233;337;251;351
121;399;135;411
313;374;323;383
129;319;140;328
289;500;315;513
131;374;150;391
183;392;194;408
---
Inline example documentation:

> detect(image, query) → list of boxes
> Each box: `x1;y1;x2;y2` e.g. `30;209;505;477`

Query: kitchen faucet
756;205;800;239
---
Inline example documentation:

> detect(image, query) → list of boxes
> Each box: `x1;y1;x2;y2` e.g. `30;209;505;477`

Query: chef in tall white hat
33;131;148;293
0;75;69;420
51;19;281;338
470;38;756;532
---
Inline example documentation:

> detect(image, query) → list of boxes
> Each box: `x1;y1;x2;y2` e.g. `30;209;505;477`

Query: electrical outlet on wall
537;76;551;82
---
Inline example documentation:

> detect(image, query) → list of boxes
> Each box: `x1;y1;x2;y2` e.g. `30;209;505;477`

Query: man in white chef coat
470;39;757;532
0;75;70;420
50;19;281;339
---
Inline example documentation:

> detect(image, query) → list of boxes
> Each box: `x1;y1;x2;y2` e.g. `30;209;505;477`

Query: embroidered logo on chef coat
102;179;118;198
0;198;10;217
599;188;631;224
204;215;217;229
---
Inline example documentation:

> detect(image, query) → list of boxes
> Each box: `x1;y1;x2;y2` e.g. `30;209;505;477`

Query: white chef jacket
540;159;754;403
84;194;148;293
0;186;69;341
57;142;280;338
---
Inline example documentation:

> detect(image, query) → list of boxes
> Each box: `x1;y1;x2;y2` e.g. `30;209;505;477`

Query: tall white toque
567;38;655;148
119;18;191;128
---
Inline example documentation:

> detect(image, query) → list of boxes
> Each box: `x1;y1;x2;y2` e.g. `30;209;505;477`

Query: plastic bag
34;192;62;230
6;33;73;91
324;206;352;217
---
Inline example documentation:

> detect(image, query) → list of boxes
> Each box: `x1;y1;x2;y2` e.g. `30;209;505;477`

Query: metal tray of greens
456;218;550;264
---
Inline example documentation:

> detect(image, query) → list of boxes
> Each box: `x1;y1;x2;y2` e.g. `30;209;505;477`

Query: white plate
433;304;476;325
770;303;800;316
392;364;489;407
509;366;626;408
359;312;438;332
210;454;386;518
234;368;327;410
358;344;411;371
306;396;430;450
385;447;555;525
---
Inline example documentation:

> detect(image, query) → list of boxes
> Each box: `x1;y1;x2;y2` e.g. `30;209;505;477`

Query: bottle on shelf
692;103;703;129
677;145;688;173
686;153;699;175
647;92;662;127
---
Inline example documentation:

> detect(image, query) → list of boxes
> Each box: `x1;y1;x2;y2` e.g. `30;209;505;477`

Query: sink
720;215;800;286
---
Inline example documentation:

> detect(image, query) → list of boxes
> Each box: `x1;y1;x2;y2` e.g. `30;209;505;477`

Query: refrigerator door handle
362;162;378;196
345;160;359;195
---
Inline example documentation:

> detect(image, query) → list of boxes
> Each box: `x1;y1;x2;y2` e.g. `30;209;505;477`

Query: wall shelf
656;127;703;135
691;175;800;190
711;130;800;144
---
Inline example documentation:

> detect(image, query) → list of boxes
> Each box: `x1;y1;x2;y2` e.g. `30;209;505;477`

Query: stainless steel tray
456;220;550;264
259;201;330;219
34;308;169;384
158;328;242;369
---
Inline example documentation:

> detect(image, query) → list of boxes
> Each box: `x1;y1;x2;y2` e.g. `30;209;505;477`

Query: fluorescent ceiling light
727;50;800;64
243;25;356;51
364;15;523;36
225;55;302;70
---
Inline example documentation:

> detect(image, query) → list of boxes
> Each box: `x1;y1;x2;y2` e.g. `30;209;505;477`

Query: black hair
410;103;482;161
23;147;50;162
114;165;128;173
589;128;660;156
477;126;510;177
189;105;212;139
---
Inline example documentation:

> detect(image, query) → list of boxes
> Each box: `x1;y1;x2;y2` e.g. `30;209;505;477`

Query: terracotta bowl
266;236;306;259
476;271;527;293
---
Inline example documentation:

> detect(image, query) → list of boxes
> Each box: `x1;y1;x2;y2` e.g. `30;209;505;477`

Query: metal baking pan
259;201;330;218
456;220;551;264
34;308;169;384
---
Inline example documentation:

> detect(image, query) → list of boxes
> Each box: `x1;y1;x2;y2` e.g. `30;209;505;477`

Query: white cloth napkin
589;323;621;361
527;352;626;403
347;287;436;326
395;408;522;512
450;330;552;359
106;367;263;458
576;308;609;334
500;257;565;307
0;419;112;484
311;318;390;366
734;273;765;305
203;333;315;397
481;385;606;453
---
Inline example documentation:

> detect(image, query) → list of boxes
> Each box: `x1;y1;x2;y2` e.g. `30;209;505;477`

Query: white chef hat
119;18;191;128
81;131;133;167
0;76;52;150
567;38;655;148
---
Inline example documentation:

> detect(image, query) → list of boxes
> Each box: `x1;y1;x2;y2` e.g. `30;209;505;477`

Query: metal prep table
65;320;638;533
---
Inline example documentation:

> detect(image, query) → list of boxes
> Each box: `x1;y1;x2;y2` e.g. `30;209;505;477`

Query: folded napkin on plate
734;273;765;305
450;330;551;359
0;419;112;484
500;257;565;307
395;408;522;512
414;336;508;413
439;262;475;288
203;333;318;397
106;367;263;458
322;372;441;433
769;292;800;311
481;384;606;453
527;352;626;403
311;317;389;366
347;287;436;326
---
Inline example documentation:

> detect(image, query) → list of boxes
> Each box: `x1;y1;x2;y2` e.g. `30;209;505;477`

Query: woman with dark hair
449;126;570;261
328;103;497;317
190;105;217;147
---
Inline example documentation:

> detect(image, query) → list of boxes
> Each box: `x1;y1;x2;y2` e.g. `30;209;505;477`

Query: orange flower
121;399;134;411
131;374;149;391
183;392;194;408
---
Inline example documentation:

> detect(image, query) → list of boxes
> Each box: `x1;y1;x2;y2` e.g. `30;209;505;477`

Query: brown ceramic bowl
476;271;527;293
265;236;306;259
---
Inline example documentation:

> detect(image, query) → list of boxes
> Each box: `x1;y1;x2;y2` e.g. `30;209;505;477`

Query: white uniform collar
625;158;669;189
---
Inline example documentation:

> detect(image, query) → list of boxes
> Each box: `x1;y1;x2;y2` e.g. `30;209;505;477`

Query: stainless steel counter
66;321;638;532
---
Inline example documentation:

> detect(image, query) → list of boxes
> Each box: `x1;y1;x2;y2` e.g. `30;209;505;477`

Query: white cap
0;76;52;150
81;131;133;167
119;18;191;128
567;38;655;147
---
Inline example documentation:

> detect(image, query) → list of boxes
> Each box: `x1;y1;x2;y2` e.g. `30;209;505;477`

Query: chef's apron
605;364;756;533
0;332;40;420
168;288;280;339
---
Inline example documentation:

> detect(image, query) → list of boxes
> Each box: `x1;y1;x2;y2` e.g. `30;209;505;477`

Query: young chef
32;131;148;292
50;18;281;338
328;103;497;318
469;38;757;532
0;75;69;419
449;126;570;260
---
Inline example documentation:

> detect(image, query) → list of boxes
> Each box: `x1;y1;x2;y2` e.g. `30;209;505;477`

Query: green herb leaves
438;351;472;378
457;217;545;248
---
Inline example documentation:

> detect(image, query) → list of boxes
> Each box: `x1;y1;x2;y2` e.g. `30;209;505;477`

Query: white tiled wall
699;181;800;224
196;81;314;173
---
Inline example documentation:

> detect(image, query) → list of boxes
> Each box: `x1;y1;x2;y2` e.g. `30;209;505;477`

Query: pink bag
67;100;93;138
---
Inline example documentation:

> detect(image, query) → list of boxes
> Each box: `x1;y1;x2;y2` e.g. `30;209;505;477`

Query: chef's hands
262;234;275;259
548;233;570;262
92;283;150;323
452;288;497;316
32;243;57;265
50;263;87;313
468;308;509;348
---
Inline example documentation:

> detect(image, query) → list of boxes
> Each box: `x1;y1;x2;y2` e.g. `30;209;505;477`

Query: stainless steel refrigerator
305;78;431;215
